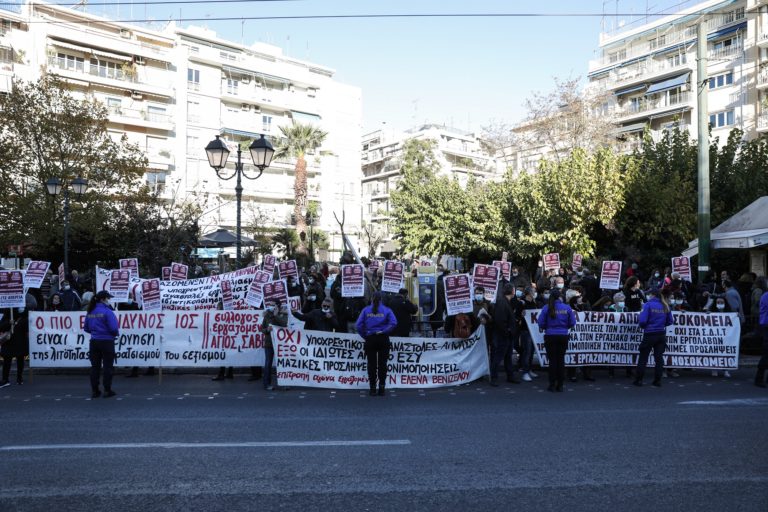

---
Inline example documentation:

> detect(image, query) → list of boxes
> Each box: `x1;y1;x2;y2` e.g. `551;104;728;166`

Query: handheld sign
444;273;473;315
341;264;365;298
600;261;623;290
543;253;560;272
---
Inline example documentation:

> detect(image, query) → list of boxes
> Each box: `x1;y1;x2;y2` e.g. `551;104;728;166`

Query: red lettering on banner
175;313;199;329
400;375;428;385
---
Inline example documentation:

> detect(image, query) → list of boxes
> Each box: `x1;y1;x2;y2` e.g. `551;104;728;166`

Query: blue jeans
263;346;274;388
89;339;115;392
635;332;666;382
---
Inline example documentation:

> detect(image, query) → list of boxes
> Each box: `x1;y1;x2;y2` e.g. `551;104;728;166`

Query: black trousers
758;326;768;371
2;355;25;382
90;340;116;392
364;334;390;389
544;334;569;386
635;332;666;383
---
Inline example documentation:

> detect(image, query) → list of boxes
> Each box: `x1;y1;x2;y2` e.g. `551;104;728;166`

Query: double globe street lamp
45;176;88;278
205;134;274;267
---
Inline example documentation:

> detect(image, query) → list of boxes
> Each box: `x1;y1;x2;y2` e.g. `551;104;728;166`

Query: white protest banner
523;310;740;369
263;279;289;307
275;326;489;389
572;254;583;271
492;261;511;281
24;261;50;289
170;262;188;281
58;263;65;284
29;310;267;368
119;258;140;280
0;270;25;308
543;253;560;272
109;270;131;301
341;264;365;298
672;256;692;282
162;266;171;281
220;280;234;310
263;254;276;275
278;260;299;281
444;273;473;316
159;266;259;311
381;260;404;294
245;270;273;308
600;260;623;290
141;279;162;311
473;264;500;302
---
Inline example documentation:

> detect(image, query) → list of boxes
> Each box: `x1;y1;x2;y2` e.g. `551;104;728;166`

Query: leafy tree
273;121;327;264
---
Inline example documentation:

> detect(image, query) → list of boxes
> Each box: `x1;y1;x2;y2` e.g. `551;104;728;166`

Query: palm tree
273;121;327;262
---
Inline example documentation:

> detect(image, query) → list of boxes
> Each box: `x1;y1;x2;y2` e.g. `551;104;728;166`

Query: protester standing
633;288;673;388
755;288;768;388
537;289;577;392
490;284;520;386
260;300;288;391
356;291;397;396
83;291;119;398
292;297;339;332
58;280;82;311
0;305;30;387
388;288;418;337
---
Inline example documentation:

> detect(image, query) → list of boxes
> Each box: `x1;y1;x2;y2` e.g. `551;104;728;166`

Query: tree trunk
293;156;309;262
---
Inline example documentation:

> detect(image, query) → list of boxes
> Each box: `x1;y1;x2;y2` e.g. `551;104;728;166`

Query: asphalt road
1;368;767;512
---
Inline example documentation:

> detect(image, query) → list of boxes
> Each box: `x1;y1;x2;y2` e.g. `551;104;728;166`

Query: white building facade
360;124;501;255
0;2;362;263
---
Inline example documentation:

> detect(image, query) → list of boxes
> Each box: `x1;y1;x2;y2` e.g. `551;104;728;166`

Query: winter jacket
537;300;577;335
261;309;288;349
759;291;768;326
637;297;673;334
292;309;338;333
388;294;418;337
84;302;119;341
356;304;397;337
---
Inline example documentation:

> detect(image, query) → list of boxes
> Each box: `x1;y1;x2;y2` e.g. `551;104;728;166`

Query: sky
71;0;694;134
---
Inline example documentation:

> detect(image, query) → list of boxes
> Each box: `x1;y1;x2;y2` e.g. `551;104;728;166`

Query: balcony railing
108;105;173;125
618;91;692;118
758;113;768;131
611;56;690;84
708;44;743;60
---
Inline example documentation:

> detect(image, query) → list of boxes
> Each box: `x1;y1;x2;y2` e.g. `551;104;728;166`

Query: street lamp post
46;176;88;278
205;134;274;268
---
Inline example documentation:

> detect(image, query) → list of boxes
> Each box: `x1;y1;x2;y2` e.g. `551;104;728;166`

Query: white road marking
679;398;768;406
0;439;412;451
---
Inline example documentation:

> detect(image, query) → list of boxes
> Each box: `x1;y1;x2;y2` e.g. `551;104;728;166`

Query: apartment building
588;0;752;150
360;124;501;255
0;2;362;262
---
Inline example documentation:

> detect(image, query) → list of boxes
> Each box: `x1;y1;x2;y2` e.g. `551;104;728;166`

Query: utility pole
696;21;711;284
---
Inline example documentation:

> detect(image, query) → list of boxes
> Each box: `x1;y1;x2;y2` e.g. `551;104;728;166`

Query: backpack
453;313;472;338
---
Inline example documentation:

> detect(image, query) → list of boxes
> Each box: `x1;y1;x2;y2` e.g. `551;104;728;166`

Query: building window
667;53;686;67
57;53;84;72
186;131;199;155
106;97;122;114
146;105;167;122
187;100;200;123
146;136;166;158
708;72;733;89
89;58;122;80
226;78;238;95
187;68;200;90
649;35;666;50
146;171;167;193
262;115;272;132
609;49;627;63
709;110;735;128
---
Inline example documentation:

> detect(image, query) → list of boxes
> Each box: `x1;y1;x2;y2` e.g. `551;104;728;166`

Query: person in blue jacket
755;289;768;388
83;290;119;398
356;291;397;396
633;288;674;387
537;289;577;392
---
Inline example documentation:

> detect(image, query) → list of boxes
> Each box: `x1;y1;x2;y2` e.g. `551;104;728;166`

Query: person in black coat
388;288;418;337
490;284;520;386
0;305;31;386
292;298;339;332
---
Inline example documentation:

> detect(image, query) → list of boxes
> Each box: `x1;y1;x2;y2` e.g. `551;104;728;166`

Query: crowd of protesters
1;254;767;395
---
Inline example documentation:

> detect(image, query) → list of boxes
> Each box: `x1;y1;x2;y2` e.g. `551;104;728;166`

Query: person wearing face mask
607;292;628;379
648;269;664;291
292;298;339;332
83;291;119;398
58;280;82;312
510;266;528;289
703;297;732;378
553;276;567;293
539;288;551;308
471;286;493;358
0;302;32;387
518;286;540;382
565;288;594;383
302;281;325;314
287;276;305;305
490;284;520;386
260;300;288;391
622;276;645;312
633;287;673;388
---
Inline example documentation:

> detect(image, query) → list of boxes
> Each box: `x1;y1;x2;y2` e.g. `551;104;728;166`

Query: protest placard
444;273;473;316
170;262;188;281
543;253;560;271
381;260;404;294
109;269;131;301
263;279;289;307
159;266;259;310
29;310;267;368
672;256;692;282
492;261;511;281
141;279;162;312
473;264;500;302
523;310;740;369
572;254;583;271
0;270;25;308
369;260;380;273
58;263;65;284
24;261;50;289
600;261;623;290
275;326;489;389
245;270;273;308
119;258;140;280
162;266;171;281
262;254;276;275
220;280;234;310
278;260;299;281
341;264;365;297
